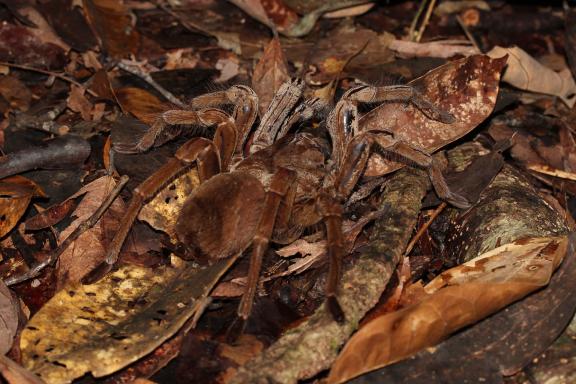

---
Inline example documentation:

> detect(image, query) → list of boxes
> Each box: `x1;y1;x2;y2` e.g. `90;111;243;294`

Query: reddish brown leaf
24;200;77;231
55;175;125;289
82;0;140;58
361;54;507;176
252;36;290;115
67;84;93;121
260;0;299;31
114;87;165;124
0;176;45;238
0;23;66;69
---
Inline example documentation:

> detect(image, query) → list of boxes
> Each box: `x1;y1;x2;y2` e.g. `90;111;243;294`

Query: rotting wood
231;167;429;384
443;142;569;265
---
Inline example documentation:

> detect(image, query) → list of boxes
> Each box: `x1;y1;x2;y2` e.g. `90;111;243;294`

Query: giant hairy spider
84;78;466;329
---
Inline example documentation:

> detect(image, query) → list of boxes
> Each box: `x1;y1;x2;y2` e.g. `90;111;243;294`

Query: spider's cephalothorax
84;79;467;331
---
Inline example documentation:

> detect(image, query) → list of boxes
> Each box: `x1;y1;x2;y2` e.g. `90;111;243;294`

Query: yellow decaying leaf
527;164;576;181
328;236;568;383
21;257;239;384
488;46;576;108
138;169;200;238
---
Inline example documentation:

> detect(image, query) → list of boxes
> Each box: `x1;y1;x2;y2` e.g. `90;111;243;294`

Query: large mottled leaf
361;54;507;176
21;257;238;384
328;236;568;383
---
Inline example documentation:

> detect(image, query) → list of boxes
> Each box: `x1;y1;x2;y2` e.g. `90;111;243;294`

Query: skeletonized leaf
0;280;19;355
55;175;125;289
252;36;290;116
21;257;238;384
488;46;576;108
361;54;507;176
328;236;568;383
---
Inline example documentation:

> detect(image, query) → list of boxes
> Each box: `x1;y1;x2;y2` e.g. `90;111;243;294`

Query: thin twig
4;175;129;286
408;0;428;42
456;15;482;53
0;61;98;97
404;202;447;256
415;0;438;43
117;60;186;108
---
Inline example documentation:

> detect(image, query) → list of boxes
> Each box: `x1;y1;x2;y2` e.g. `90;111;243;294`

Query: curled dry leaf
25;200;77;231
21;258;239;384
328;236;569;383
0;176;45;238
388;39;479;59
55;175;125;289
361;54;507;176
0;280;19;355
488;46;576;108
252;36;290;116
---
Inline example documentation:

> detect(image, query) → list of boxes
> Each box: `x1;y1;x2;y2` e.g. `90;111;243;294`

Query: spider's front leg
123;85;258;155
82;112;237;284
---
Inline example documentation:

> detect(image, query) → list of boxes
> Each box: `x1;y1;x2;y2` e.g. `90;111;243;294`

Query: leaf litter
0;1;575;383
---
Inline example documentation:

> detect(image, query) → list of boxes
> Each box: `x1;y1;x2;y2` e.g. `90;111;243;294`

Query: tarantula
84;78;466;328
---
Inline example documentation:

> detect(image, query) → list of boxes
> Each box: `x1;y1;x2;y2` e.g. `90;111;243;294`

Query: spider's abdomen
175;172;266;260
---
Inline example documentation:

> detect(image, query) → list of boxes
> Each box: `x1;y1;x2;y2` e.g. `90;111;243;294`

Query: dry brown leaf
527;164;576;181
228;0;274;30
82;0;139;58
328;236;568;383
115;87;165;125
252;36;290;116
0;75;32;112
488;46;576;108
361;54;507;176
55;175;125;289
0;280;19;355
67;84;93;121
18;6;71;51
0;176;45;238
